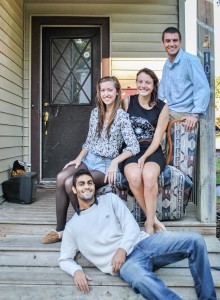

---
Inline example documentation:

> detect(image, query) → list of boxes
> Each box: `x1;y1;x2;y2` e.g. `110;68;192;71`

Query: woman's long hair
96;76;121;137
136;68;159;107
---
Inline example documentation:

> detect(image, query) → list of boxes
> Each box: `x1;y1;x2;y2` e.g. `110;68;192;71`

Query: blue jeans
119;231;216;300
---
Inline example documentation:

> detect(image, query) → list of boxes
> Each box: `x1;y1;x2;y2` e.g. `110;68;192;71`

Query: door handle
43;111;49;136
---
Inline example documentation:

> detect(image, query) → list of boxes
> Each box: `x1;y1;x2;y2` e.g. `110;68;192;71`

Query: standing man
158;27;210;131
59;169;216;299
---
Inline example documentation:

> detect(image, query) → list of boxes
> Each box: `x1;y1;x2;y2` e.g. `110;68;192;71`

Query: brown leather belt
138;138;152;142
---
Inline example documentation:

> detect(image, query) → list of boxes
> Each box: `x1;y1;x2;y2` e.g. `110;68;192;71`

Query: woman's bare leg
124;163;147;213
142;162;166;234
125;162;166;235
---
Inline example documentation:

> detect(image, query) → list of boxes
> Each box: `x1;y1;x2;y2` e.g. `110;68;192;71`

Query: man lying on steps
59;169;216;299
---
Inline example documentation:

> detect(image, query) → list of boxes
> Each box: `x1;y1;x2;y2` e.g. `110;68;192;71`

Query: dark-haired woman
41;76;139;244
122;68;169;235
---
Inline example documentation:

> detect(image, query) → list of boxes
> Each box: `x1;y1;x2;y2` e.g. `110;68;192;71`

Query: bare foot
145;223;154;235
154;217;166;232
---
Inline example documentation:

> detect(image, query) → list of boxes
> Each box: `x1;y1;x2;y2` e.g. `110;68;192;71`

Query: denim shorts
81;151;112;175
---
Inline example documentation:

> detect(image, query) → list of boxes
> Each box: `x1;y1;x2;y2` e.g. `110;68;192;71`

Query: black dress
123;95;166;172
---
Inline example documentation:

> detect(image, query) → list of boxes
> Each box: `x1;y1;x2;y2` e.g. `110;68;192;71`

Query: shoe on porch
41;229;63;244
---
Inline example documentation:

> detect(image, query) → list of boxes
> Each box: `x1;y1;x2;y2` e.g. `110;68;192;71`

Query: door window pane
51;38;92;105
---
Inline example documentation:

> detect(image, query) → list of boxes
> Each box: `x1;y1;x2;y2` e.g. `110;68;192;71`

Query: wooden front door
31;17;109;181
41;27;100;180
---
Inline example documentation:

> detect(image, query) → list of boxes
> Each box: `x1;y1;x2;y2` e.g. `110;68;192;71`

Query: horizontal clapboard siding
0;0;24;196
24;2;178;94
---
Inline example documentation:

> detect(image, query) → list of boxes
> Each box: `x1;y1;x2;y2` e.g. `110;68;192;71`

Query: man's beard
78;191;94;202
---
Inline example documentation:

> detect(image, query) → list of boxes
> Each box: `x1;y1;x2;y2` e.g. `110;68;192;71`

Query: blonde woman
41;76;139;244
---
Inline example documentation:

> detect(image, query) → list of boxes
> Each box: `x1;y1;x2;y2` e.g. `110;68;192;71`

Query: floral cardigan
82;108;139;158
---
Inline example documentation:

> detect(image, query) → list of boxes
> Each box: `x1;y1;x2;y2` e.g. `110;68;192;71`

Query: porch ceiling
24;0;175;4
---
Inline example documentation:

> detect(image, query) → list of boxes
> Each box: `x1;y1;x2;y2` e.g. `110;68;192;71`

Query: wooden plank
23;118;29;127
0;285;146;300
111;59;165;70
0;156;22;173
0;220;216;237
0;267;126;286
0;88;23;108
0;250;219;269
112;14;178;24
0;147;23;160
0;77;23;98
0;171;12;184
0;251;92;268
196;0;215;225
0;224;56;235
112;70;162;80
112;41;163;52
0;29;23;58
24;3;177;15
0;53;23;78
0;99;23;116
112;32;161;42
162;226;216;236
0;266;219;287
24;92;30;109
0;266;218;300
120;79;159;90
0;17;23;49
0;125;22;136
0;0;23;29
2;284;213;300
111;23;177;34
0;65;23;87
15;0;24;9
24;0;177;4
111;52;166;58
0;137;22;150
0;234;219;254
0;235;59;252
1;0;23;19
1;42;23;67
197;118;216;223
23;77;29;90
0;4;23;39
0;113;22;126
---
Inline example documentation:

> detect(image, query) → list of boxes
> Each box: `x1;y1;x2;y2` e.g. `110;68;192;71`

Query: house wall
24;1;178;90
0;0;179;196
0;0;24;196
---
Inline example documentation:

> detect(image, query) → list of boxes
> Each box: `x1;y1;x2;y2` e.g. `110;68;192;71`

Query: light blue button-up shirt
158;49;210;115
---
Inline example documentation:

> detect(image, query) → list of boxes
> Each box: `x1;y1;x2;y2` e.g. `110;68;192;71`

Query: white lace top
82;108;139;158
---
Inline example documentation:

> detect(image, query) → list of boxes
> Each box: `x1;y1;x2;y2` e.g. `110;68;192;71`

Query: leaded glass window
51;38;92;105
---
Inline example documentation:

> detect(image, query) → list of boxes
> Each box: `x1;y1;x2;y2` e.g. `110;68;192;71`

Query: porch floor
0;188;219;299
